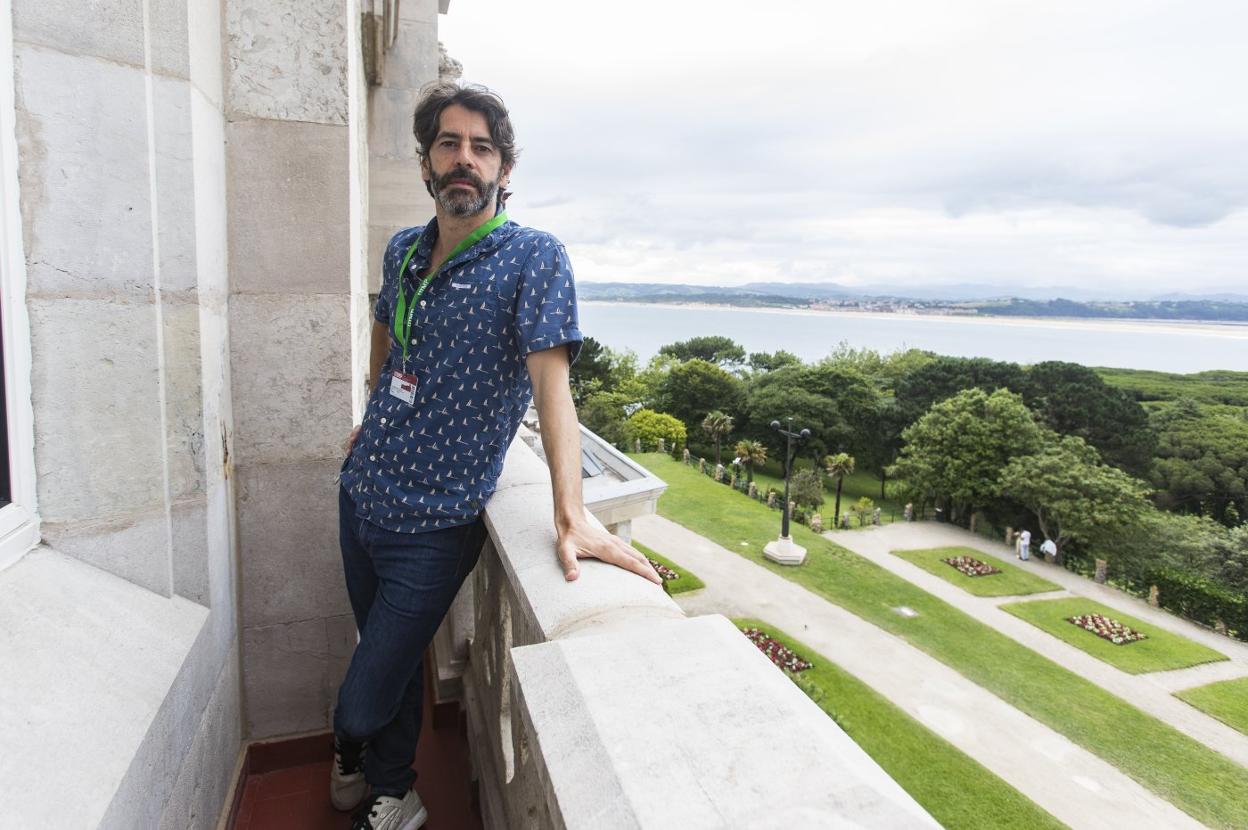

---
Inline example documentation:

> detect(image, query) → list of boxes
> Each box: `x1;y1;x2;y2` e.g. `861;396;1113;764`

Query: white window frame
0;0;40;571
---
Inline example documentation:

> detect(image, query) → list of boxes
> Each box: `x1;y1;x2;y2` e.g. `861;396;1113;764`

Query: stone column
226;0;357;738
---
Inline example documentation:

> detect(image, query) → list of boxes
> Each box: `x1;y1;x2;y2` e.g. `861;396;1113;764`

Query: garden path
824;522;1248;767
633;514;1205;830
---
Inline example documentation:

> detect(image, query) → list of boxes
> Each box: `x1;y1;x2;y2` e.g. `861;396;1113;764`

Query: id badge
389;370;418;405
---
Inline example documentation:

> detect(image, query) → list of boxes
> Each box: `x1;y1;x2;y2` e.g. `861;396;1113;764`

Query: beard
431;165;501;217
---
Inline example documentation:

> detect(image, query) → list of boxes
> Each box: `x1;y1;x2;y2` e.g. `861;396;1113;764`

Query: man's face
422;104;511;218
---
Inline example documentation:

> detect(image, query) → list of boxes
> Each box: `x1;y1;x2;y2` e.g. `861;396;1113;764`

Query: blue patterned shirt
339;216;583;533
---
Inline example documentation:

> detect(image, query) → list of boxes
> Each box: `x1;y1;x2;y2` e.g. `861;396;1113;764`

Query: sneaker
330;736;368;811
351;791;428;830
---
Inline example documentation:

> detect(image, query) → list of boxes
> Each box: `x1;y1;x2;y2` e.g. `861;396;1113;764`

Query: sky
440;1;1248;298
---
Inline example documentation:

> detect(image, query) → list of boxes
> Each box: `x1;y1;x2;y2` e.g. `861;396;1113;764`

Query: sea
578;302;1248;374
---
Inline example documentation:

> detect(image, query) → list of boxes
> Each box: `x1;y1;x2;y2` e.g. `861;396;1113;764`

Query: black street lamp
771;418;811;540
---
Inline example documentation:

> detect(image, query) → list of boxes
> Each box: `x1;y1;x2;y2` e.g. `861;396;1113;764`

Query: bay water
579;301;1248;373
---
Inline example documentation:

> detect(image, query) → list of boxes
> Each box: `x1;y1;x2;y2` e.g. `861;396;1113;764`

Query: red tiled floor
234;665;481;830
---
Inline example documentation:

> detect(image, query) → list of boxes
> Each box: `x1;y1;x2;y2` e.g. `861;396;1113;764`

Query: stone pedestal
764;536;807;566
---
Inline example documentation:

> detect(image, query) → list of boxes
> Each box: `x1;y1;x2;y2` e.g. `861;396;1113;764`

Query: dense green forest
572;335;1248;632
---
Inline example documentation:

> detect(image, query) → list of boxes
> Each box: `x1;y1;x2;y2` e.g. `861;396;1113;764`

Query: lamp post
764;418;811;566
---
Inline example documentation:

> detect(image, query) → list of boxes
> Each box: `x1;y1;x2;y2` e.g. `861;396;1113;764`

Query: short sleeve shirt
339;215;583;533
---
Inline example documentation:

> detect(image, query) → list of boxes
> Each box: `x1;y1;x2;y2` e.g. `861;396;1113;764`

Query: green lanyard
393;212;509;359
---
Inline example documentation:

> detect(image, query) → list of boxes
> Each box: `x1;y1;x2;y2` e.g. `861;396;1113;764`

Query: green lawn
750;461;907;526
1000;597;1229;674
893;546;1062;597
630;452;1248;829
633;540;705;595
1176;677;1248;736
734;617;1066;830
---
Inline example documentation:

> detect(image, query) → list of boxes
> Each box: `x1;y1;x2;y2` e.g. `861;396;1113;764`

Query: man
1040;537;1058;562
333;82;661;830
1018;528;1032;561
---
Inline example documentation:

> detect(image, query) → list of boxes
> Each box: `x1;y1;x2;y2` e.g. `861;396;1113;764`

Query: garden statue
657;437;666;453
810;513;823;533
748;481;758;499
904;502;913;522
767;491;776;509
683;448;690;464
788;500;796;518
633;437;642;453
698;458;706;474
841;512;850;529
1148;584;1160;608
1095;559;1108;584
873;507;882;526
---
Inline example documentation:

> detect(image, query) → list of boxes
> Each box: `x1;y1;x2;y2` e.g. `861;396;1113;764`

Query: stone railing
449;437;938;828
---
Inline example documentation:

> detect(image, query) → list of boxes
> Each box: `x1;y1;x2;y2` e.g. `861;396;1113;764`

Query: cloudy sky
440;1;1247;298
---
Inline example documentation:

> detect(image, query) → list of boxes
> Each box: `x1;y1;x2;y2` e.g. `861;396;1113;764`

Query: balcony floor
232;668;481;830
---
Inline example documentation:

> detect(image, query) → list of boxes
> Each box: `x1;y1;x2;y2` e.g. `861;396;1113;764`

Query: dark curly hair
412;81;518;171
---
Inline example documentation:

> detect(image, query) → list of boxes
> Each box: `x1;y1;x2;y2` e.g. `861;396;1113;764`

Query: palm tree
734;439;767;483
824;452;856;524
701;411;734;466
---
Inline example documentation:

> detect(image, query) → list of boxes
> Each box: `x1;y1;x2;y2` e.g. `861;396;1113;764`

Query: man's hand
343;425;361;455
557;518;663;586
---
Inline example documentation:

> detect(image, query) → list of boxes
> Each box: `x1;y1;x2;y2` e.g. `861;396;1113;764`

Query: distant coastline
580;300;1248;339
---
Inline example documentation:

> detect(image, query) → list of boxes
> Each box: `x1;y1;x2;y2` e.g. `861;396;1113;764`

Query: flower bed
1067;613;1148;645
647;557;680;582
941;555;1002;577
740;626;813;673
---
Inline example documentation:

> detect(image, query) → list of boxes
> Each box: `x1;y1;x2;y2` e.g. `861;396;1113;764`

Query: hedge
1147;566;1247;640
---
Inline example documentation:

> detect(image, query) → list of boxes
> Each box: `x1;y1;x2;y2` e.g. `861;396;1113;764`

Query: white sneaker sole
400;805;429;830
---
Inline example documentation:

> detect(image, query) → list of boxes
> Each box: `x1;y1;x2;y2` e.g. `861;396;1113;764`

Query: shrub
1147;566;1247;640
790;468;825;509
622;409;687;452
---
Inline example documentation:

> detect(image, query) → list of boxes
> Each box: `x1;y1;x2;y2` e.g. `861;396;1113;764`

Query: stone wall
7;0;241;825
460;439;939;829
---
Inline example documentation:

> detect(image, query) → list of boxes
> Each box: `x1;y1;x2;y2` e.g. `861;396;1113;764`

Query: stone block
510;615;937;828
381;20;439;91
161;297;208;500
228;294;352;464
28;297;167;522
40;508;173;597
242;616;351;739
367;223;404;296
148;0;192;78
15;47;154;297
399;0;439;24
172;497;211;606
236;460;350;629
367;86;419;159
226;119;349;294
152;77;199;293
12;0;145;68
226;0;348;125
368;156;432;228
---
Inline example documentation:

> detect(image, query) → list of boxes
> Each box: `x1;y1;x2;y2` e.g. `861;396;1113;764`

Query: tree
851;496;876;527
654;359;743;432
734;439;767;483
622;409;687;452
747;350;803;373
1000;436;1152;565
790;468;824;510
578;391;633;447
1150;401;1248;527
701;410;734;466
658;335;746;367
568;336;640;406
823;452;855;523
888;388;1045;523
1021;361;1156;475
894;356;1028;427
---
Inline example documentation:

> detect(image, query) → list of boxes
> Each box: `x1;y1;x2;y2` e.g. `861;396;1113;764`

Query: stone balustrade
444;436;938;829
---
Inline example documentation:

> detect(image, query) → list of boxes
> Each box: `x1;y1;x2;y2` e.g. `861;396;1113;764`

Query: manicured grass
734;617;1066;829
1176;677;1248;736
630;452;1248;829
893;546;1062;597
633;540;705;595
750;462;907;526
1000;597;1229;674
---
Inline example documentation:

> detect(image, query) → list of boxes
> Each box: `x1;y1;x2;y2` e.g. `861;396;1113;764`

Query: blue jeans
333;485;486;796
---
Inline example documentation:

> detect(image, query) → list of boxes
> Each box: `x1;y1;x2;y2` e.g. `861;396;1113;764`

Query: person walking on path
333;82;660;830
1018;528;1032;561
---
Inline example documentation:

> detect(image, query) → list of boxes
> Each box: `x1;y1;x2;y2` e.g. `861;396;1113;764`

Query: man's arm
527;346;662;585
346;321;392;453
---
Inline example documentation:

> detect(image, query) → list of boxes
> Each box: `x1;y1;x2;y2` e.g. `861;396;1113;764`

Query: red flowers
646;558;681;582
1067;613;1148;645
740;627;814;673
942;555;1002;577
